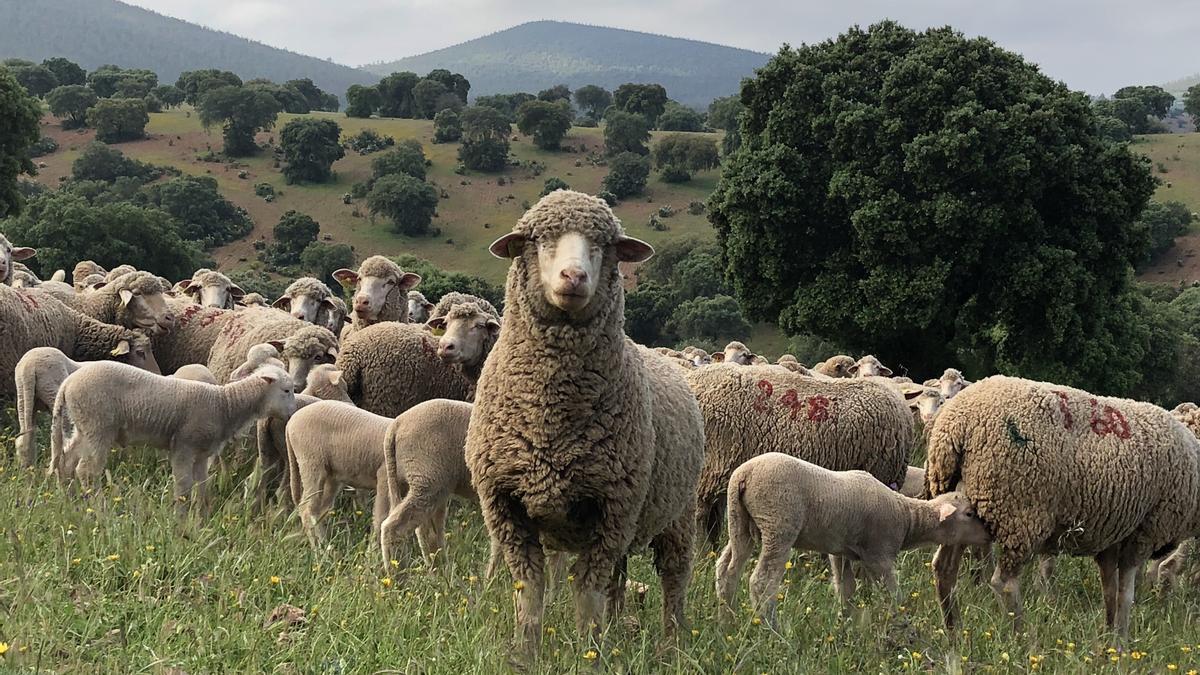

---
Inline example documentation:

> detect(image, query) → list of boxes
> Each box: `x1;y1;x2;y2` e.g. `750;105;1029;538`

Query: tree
11;64;59;97
285;78;336;112
377;71;420;118
707;95;744;130
86;98;149;143
708;21;1159;394
1095;85;1176;135
602;152;650;199
42;57;87;87
152;84;185;109
656;102;704;132
143;175;253;247
666;295;751;343
247;80;309;114
300;241;356;287
652;134;720;181
603;110;650;155
413;78;450;119
71;142;160;183
88;65;157;99
516;100;573;150
1184;84;1200;126
1095;116;1132;143
540;177;570;197
279;117;345;184
0;66;42;218
176;69;242;105
197;85;281;156
424;69;470;103
474;93;535;121
625;281;678;345
613;83;668;126
434;109;462;142
537;84;571;102
47;85;98;129
115;77;154;99
346;84;381;118
573;85;612;121
274;210;321;261
367;174;439;236
372;140;427;181
394;254;504;311
458;106;511;171
1137;200;1195;266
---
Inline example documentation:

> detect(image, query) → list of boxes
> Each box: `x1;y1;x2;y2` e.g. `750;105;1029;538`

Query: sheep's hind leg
989;549;1029;633
745;532;790;631
168;449;198;520
933;544;965;630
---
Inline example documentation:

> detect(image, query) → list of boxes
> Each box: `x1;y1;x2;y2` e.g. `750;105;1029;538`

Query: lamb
229;342;285;381
925;375;1200;640
407;290;435;324
238;292;269;308
10;268;40;288
51;362;297;517
466;190;704;658
715;453;989;628
319;295;347;336
60;270;176;336
686;363;914;548
333;256;421;337
212;322;338;390
721;341;754;365
813;354;855;378
0;234;37;285
938;368;970;399
72;261;107;290
850;354;892;377
78;274;107;293
184;269;244;309
285;400;393;547
172;364;217;384
104;264;137;281
15;336;159;468
272;277;337;324
899;465;926;498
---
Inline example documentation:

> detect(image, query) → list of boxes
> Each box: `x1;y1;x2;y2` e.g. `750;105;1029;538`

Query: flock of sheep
3;189;1200;662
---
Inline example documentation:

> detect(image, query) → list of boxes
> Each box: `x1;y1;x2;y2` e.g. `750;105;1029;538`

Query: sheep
60;270;176;336
15;336;159;468
214;322;338;390
333;256;421;337
715;453;989;628
722;341;754;365
850;354;892;377
426;293;501;384
229;342;285;381
272;277;337;324
899;465;926;498
238;292;269;308
686;363;914;548
71;261;107;290
689;349;712;367
51;362;297;517
813;354;855;378
0;285;150;400
285;400;393;548
10;268;40;288
172;364;217;384
466;190;704;658
184;270;244;310
925;375;1200;640
335;323;474;417
407;290;435;324
1172;401;1199;417
378;399;477;572
938;368;970;399
318;295;347;336
104;264;137;282
78;274;107;294
0;234;37;286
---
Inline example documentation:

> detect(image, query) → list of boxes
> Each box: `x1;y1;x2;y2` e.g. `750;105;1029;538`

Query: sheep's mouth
551;290;591;310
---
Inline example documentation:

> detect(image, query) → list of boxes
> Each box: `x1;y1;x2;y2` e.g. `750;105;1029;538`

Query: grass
1133;133;1200;215
3;420;1200;673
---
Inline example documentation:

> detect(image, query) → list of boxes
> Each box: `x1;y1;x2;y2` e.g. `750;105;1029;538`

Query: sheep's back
1;287;83;398
152;299;236;374
336;322;471;417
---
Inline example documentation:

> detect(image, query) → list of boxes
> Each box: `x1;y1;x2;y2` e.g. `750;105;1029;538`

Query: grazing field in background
1136;133;1200;283
2;427;1200;673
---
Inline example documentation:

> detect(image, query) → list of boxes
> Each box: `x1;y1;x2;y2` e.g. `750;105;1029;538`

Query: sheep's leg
301;476;336;551
698;498;725;553
191;452;215;518
828;555;856;606
862;557;899;604
1153;542;1190;592
482;492;545;662
484;535;503;580
168;449;197;520
73;436;111;496
1113;559;1141;642
1095;547;1120;629
369;473;390;551
932;544;964;630
15;392;37;467
420;501;451;570
544;550;569;606
605;556;629;623
378;484;438;574
1036;554;1057;596
651;513;694;639
989;552;1027;633
746;532;790;631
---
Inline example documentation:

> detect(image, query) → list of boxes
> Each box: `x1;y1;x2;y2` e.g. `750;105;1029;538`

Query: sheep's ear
489;232;525;258
486;318;501;337
119;289;135;306
10;247;36;261
259;373;278;385
423;301;435;312
426;317;447;335
328;370;343;386
110;340;131;356
711;352;725;362
229;284;245;300
91;281;107;291
937;502;958;522
271;296;292;311
614;236;654;263
267;340;286;354
320;297;338;310
847;363;859;375
326;347;338;359
332;269;359;287
398;272;421;291
879;366;893;378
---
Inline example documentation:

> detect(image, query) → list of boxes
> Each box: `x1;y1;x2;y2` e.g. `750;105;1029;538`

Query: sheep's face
317;300;346;335
336;270;421;323
188;279;244;310
429;313;500;367
11;270;38;288
723;344;753;366
112;335;162;375
258;368;298;421
408;296;434;324
284;346;337;392
304;365;345;397
121;289;176;335
823;356;854;378
930;493;991;546
0;238;36;285
905;387;944;425
275;292;323;323
939;370;968;399
849;355;891;378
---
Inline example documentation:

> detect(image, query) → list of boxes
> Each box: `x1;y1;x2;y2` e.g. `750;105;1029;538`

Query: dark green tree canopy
176;69;243;105
458;106;511;171
42;57;87;87
516;99;573;150
709;22;1158;394
88;65;157;99
367;173;440;236
474;92;535;121
143;175;252;248
247;80;310;114
656;102;704;132
10;63;59;97
652;133;719;181
706;95;744;130
1094;85;1176;135
613;83;668;126
275;210;321;261
537;84;571;102
1184;84;1200;126
86;98;150;143
433;109;463;143
152;84;186;108
602;151;650;199
573;85;613;120
280;117;345;184
0;66;43;218
301;241;356;288
372;140;428;181
71;142;162;183
603;110;651;155
47;85;98;129
377;71;420;118
197;85;281;156
346;84;382;118
285;78;338;112
413;78;451;119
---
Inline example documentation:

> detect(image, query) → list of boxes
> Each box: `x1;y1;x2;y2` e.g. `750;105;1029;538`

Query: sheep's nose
438;341;456;357
560;266;588;289
292;311;305;320
162;312;175;324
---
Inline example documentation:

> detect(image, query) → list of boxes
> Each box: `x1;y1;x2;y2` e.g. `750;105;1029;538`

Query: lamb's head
113;271;176;335
238;292;268;308
105;264;137;282
818;355;856;378
902;385;945;425
10;268;40;288
850;354;891;378
490;190;652;320
407;290;435;324
691;349;711;367
250;364;298;421
927;492;991;547
273;277;336;323
230;342;285;382
333;256;420;325
0;234;37;285
185;270;244;310
427;295;501;370
939;368;969;399
72;260;107;289
317;295;347;336
722;341;754;366
1172;401;1199;418
279;324;339;388
110;331;162;375
303;363;349;400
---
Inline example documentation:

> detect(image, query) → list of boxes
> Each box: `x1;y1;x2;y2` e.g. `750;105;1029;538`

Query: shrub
28;136;59;158
279;117;344;184
86;98;150;143
367;174;440;236
540;177;570;197
433;109;463;143
602;152;650;199
346;128;395;155
372;140;427;181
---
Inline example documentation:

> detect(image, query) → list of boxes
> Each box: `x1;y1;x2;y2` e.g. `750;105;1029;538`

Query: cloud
122;0;1200;93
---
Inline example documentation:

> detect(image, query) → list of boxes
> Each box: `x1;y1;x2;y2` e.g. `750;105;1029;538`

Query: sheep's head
428;299;501;369
333;256;420;324
408;291;435;324
238;292;268;308
272;277;336;323
317;295;347;336
185;270;244;310
850;354;891;378
111;331;162;375
72;260;106;289
722;342;754;366
691;349;711;367
902;385;944;425
252;365;297;421
279;325;339;388
0;234;37;285
230;342;285;382
10;269;39;288
939;368;969;399
303;363;348;400
490;190;652;318
928;492;991;547
114;271;176;335
105;264;137;282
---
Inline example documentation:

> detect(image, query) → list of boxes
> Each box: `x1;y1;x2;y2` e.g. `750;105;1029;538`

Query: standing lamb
407;291;435;324
51;362;297;517
925;375;1200;640
716;453;989;628
466;190;704;659
0;234;37;285
333;256;421;338
686;363;914;548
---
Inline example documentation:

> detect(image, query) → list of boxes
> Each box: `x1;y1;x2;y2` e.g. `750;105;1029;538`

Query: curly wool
813;354;855;378
72;261;106;289
430;291;499;322
66;271;165;328
240;292;268;307
345;256;410;332
335;322;473;417
105;264;137;282
281;324;339;363
506;188;626;248
207;310;338;383
150;299;237;375
188;270;238;309
282;277;333;301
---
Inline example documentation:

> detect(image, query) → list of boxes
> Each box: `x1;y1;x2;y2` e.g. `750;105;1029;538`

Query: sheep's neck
218;378;271;439
898;496;945;550
73;314;130;360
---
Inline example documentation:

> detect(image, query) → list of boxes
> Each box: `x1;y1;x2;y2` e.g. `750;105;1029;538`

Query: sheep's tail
922;413;964;500
49;384;69;477
384;418;403;508
14;365;36;465
725;470;758;550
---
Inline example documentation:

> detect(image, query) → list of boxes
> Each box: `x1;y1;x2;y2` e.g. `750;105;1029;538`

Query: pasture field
2;429;1199;673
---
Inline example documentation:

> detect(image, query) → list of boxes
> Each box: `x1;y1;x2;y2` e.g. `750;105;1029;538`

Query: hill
364;21;771;108
1163;73;1199;96
0;0;375;100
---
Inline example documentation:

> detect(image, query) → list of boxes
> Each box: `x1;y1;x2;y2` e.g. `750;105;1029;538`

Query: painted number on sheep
178;304;202;327
1054;391;1074;430
752;380;774;412
753;380;835;423
1089;398;1131;439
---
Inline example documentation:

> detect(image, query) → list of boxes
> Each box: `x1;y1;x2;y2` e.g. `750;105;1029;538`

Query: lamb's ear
119;289;135;306
489;232;525;258
271;295;292;311
326;347;338;359
228;284;245;300
879;366;893;378
711;352;725;362
10;247;36;261
423;300;435;312
328;370;343;386
486;318;501;337
266;340;287;354
847;363;860;375
332;269;359;287
259;373;278;385
614;236;654;263
937;502;958;522
398;272;421;291
426;317;447;335
110;340;131;356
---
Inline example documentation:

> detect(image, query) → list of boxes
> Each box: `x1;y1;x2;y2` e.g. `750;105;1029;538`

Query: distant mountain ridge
365;21;772;107
0;0;375;100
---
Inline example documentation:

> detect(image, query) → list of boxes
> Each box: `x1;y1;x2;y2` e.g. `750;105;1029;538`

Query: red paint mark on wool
1089;400;1131;439
780;389;804;419
1054;391;1074;429
178;304;202;326
806;395;832;422
752;380;773;411
15;290;39;312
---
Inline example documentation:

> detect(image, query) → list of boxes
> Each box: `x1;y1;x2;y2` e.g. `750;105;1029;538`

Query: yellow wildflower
691;629;699;637
0;643;8;656
269;576;281;585
468;575;478;585
751;617;762;626
611;647;621;657
106;554;119;561
1167;665;1178;672
145;545;155;552
784;561;793;570
583;650;598;661
513;580;525;591
380;577;392;588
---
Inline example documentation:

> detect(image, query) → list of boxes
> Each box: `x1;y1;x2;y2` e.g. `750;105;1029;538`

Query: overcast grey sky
122;0;1197;94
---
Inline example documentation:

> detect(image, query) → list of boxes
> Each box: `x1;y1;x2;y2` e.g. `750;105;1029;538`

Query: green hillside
365;21;770;108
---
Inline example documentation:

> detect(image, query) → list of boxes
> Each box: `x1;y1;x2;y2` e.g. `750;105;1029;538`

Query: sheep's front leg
651;512;695;639
191;450;217;518
168;450;198;520
989;549;1028;633
482;492;546;663
933;544;964;630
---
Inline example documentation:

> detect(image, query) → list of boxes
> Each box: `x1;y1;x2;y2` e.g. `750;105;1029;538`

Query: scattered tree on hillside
613;83;668;127
652;134;719;181
87;98;150;143
537;84;571;102
70;142;162;183
709;21;1159;395
0;66;42;218
573;85;612;121
1185;84;1200;126
7;61;59;98
247;80;310;114
301;241;356;287
372;140;427;181
176;69;243;105
345;128;394;154
367;174;439;236
273;210;321;262
42;57;87;87
413;78;451;119
473;92;535;121
143;175;253;248
603;110;650;155
346;84;381;118
424;69;470;103
516;99;573;150
706;95;744;130
47;85;98;129
286;78;339;112
88;65;157;99
280;117;345;184
151;84;186;109
602;151;650;199
1094;85;1176;135
458;106;511;171
656;102;704;132
1138;200;1195;267
433;109;462;143
1095;115;1132;143
197;85;281;156
377;71;420;118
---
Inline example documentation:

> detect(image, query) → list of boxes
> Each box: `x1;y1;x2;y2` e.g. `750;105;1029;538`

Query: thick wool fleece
72;261;106;289
430;291;499;322
336;322;473;416
208;311;337;384
65;271;164;327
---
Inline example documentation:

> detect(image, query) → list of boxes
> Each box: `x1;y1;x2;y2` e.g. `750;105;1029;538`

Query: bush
280;117;345;184
656;102;705;132
254;182;275;199
653;134;719;181
433;109;463;143
515;100;573;150
71;142;162;183
458;106;511;171
28;136;59;158
372;140;427;181
660;165;691;183
346;128;395;155
300;241;355;288
143;175;253;248
602;152;650;199
46;85;97;129
226;268;290;302
603;110;650;156
367;174;440;236
394;254;504;311
540;177;570;197
273;210;320;263
1139;200;1195;266
598;190;618;206
86;98;150;143
666;295;751;344
687;200;706;215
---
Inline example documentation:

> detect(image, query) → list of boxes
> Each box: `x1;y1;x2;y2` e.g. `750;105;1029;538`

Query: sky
121;0;1198;94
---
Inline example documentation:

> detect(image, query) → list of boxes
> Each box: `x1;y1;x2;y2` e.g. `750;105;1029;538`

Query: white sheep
407;290;435;324
850;354;892;378
171;364;217;384
0;233;37;286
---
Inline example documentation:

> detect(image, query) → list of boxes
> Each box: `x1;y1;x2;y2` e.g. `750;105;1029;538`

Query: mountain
1163;73;1199;97
0;0;375;100
365;21;772;108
